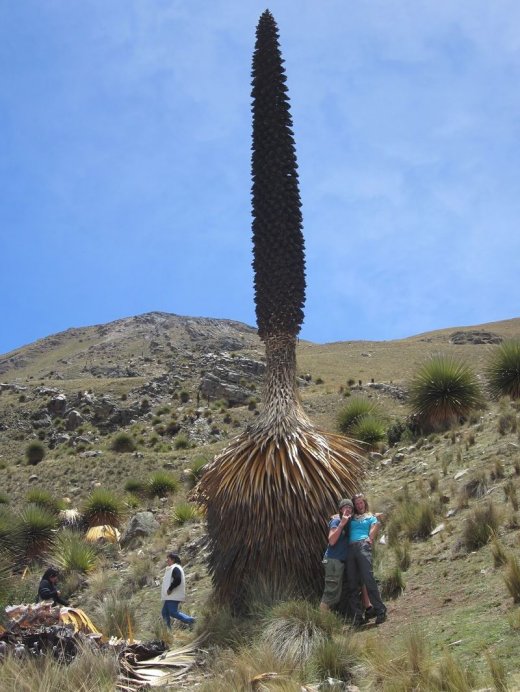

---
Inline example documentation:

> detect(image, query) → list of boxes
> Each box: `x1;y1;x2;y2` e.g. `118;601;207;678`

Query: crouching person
161;552;196;628
320;499;353;611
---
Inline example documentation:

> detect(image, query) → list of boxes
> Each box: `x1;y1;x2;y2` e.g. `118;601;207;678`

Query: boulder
66;410;83;431
47;394;67;416
120;512;160;549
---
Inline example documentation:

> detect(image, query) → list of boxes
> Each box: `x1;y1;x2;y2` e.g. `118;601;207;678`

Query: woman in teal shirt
346;493;387;626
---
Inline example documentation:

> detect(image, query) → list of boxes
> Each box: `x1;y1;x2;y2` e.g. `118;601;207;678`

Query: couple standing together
320;493;387;626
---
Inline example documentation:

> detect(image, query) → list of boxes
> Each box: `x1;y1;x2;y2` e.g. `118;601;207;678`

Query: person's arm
366;516;379;545
328;507;351;546
38;580;58;601
167;566;182;594
55;592;69;606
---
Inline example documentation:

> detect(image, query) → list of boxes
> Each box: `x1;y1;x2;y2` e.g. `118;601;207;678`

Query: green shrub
179;390;190;404
337;397;377;434
148;471;180;497
0;493;9;505
486;340;520;400
82;488;125;528
409;356;484;432
25;441;46;465
110;432;136;453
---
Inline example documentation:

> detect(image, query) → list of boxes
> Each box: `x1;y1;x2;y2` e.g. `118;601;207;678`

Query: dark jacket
36;578;69;606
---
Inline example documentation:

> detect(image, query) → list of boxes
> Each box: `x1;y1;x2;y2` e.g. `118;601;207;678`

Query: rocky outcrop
449;330;502;345
199;353;265;405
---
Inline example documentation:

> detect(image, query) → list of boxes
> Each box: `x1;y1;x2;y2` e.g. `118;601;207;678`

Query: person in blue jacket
320;498;353;611
346;493;387;625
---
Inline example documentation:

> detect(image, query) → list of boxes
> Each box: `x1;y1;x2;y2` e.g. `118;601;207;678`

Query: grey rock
120;512;160;549
66;410;83;431
47;394;67;416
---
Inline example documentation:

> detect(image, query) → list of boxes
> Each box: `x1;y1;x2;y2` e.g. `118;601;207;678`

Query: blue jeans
161;600;195;628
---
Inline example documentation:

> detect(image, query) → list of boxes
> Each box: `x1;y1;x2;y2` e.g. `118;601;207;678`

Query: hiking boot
375;611;387;625
363;606;376;623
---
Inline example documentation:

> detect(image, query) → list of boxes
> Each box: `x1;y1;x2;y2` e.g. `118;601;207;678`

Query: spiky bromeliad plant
409;355;484;433
192;10;364;611
486;340;520;400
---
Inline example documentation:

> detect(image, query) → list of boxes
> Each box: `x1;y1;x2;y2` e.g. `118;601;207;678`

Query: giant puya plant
193;10;364;611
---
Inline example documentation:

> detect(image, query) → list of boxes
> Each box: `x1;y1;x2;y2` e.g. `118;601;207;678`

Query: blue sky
2;1;519;355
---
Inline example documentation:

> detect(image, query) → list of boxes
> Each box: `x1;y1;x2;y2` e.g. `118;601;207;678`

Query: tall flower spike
192;11;365;613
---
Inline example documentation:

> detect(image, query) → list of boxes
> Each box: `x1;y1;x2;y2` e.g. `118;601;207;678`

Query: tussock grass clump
311;634;360;682
381;565;406;599
174;434;189;450
25;440;46;465
260;601;338;666
199;643;297;692
26;488;65;515
461;501;500;551
95;590;136;638
504;480;519;511
490;534;508;568
200;603;252;650
409;356;484;432
394;540;412;571
429;651;476;691
337;397;377;433
53;530;98;575
82;488;125;528
486;340;520;400
485;652;509;692
504;554;520;603
172;502;201;526
497;412;517;435
110;432;136;453
186;456;208;488
124;478;146;495
0;646;118;691
148;471;180;497
337;398;386;447
387;497;437;543
350;415;387;447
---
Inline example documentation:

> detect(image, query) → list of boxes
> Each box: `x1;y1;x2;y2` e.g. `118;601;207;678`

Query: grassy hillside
0;313;519;689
